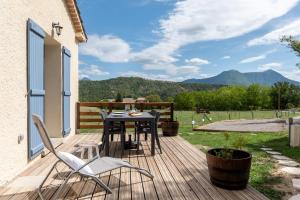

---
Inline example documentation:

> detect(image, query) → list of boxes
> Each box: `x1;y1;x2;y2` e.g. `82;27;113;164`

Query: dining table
104;111;156;156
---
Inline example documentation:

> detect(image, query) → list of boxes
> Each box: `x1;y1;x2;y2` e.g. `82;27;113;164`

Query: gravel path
193;118;287;132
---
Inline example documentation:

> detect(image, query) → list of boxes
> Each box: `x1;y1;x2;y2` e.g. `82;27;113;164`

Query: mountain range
79;77;221;101
183;69;300;86
79;70;300;101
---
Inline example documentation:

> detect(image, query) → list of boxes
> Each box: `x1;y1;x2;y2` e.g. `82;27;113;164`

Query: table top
106;112;155;122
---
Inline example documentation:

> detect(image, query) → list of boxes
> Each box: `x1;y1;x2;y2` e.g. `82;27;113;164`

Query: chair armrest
76;156;99;172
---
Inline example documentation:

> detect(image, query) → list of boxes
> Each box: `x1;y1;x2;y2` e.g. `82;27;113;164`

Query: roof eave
65;0;87;43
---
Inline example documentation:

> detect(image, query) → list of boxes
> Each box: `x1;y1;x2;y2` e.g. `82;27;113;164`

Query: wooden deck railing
76;102;174;131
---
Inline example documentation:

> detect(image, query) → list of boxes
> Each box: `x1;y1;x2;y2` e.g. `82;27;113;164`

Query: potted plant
161;119;179;136
206;133;252;190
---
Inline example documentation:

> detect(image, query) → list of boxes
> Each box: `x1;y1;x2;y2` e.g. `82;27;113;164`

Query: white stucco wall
0;0;79;185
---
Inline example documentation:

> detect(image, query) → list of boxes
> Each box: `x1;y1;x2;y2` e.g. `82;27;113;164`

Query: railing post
288;117;293;147
170;103;174;121
76;102;80;134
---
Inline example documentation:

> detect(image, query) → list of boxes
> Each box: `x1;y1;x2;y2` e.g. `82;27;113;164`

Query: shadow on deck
0;133;267;200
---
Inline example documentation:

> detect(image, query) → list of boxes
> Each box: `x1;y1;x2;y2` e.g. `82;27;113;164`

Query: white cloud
279;69;300;81
79;65;110;79
258;62;282;71
121;71;171;81
222;56;231;59
176;65;201;74
79;34;131;63
185;58;210;65
120;67;204;81
248;19;300;46
240;55;266;63
78;60;86;65
134;0;298;73
79;0;299;76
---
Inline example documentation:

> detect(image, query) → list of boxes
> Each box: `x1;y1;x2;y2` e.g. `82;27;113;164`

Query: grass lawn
176;111;300;200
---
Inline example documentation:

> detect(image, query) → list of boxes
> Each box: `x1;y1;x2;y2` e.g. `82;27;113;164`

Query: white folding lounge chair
32;114;153;200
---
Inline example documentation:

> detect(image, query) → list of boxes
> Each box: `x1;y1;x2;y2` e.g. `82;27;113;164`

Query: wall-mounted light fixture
52;22;63;36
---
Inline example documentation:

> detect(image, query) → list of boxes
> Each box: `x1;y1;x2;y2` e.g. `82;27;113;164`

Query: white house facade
0;0;86;185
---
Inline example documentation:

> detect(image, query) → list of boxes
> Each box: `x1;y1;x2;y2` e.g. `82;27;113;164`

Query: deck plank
92;136;119;200
0;133;268;200
168;136;268;200
129;150;145;200
166;136;245;200
142;140;173;200
136;137;158;200
105;135;123;200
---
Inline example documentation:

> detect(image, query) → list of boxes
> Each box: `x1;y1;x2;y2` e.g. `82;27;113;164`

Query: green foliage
246;84;271;109
79;77;221;102
146;94;162;102
232;135;247;150
166;96;174;102
174;92;195;110
270;82;300;109
214;133;247;159
174;82;300;111
281;35;300;68
115;92;123;102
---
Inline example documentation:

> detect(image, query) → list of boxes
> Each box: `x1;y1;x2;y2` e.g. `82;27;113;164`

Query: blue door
27;19;45;159
62;47;71;136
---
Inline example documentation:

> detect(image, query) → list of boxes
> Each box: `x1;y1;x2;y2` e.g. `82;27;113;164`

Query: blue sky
77;0;300;81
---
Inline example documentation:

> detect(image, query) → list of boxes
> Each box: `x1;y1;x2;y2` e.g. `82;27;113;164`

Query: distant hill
79;77;222;102
81;77;91;81
183;69;300;86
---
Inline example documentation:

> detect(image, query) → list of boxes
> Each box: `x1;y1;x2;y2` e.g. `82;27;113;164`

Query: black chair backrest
149;110;160;123
99;110;108;120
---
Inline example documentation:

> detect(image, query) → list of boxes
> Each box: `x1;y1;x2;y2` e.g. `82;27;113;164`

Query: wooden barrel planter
206;148;252;190
161;121;179;136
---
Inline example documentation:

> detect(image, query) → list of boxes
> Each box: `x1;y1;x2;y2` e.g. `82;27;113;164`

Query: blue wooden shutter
27;19;45;159
62;47;71;136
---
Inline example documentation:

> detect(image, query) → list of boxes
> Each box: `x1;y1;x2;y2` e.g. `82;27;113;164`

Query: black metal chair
135;110;162;153
99;110;124;150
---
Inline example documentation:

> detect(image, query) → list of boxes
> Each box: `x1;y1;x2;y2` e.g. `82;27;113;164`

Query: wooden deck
0;133;268;200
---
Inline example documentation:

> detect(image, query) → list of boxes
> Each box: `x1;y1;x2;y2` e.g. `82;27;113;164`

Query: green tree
174;92;195;110
146;94;162;102
115;92;123;102
281;36;300;68
246;84;271;109
166;96;174;102
270;82;300;109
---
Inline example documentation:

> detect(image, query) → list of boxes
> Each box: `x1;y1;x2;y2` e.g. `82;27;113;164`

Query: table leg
151;119;155;156
104;121;109;156
121;121;125;154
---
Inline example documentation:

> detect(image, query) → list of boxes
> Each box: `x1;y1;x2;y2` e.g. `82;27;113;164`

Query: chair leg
145;132;148;141
37;160;60;200
52;171;76;200
101;139;106;151
134;122;137;141
155;129;162;153
92;176;113;194
38;188;45;200
101;131;105;142
137;132;140;153
111;134;114;141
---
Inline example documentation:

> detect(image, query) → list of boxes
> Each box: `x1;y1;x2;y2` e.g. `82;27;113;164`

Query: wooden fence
76;102;174;130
